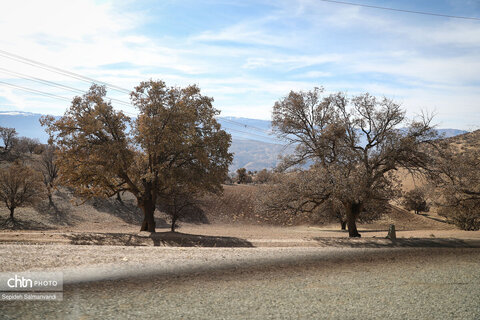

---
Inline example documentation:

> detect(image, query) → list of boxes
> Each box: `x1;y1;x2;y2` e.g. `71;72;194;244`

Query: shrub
402;188;429;214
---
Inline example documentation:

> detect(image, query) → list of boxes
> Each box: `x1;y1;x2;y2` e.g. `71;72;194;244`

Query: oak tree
433;146;480;230
402;188;429;215
271;87;435;237
0;161;44;220
37;145;59;206
42;81;232;232
0;127;17;155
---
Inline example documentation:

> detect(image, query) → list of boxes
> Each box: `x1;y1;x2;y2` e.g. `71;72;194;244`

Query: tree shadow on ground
418;213;449;224
90;197;144;225
313;237;480;248
178;205;210;224
34;201;81;227
316;229;390;233
0;217;51;231
65;232;253;247
157;202;210;226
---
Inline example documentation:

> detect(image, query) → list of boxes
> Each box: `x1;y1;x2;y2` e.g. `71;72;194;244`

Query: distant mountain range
0;111;469;171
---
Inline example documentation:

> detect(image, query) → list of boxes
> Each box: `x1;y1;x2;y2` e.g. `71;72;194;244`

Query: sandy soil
1;246;479;319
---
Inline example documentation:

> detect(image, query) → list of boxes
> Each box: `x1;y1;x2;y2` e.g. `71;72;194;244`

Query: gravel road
1;246;479;319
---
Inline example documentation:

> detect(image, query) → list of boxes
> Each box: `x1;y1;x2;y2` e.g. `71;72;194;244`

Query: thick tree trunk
340;220;347;230
9;207;14;219
346;203;362;238
139;199;156;232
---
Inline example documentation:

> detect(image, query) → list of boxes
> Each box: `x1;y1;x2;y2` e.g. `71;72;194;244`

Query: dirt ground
1;190;479;319
0;186;478;247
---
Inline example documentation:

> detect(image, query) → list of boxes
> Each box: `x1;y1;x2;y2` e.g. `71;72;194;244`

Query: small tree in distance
37;146;59;206
0;127;17;155
403;188;429;215
158;188;197;232
0;161;44;220
236;168;252;184
255;169;273;184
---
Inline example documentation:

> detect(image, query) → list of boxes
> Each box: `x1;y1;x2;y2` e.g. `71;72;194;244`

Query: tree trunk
48;193;54;207
9;207;14;219
139;199;156;232
346;203;362;238
116;192;123;203
340;220;347;230
171;216;177;232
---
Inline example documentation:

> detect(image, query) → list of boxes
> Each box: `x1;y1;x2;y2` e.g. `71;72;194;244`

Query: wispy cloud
0;0;478;129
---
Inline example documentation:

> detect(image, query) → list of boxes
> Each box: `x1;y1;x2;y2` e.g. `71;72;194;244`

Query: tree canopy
42;81;232;232
0;161;44;220
270;87;436;237
432;144;480;230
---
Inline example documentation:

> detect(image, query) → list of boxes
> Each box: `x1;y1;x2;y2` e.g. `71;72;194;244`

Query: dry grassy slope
0;183;452;233
396;130;480;192
442;129;480;148
372;204;454;231
6;129;480;233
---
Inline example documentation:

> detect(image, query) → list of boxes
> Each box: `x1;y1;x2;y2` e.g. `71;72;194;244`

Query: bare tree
16;137;41;154
0;161;44;220
158;189;198;232
254;169;273;184
432;145;480;230
37;146;59;206
0;127;17;155
270;87;436;237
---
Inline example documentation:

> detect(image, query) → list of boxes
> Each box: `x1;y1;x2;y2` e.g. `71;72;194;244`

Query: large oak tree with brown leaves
42;80;232;232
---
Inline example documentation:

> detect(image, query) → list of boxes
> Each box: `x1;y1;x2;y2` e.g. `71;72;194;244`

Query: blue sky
0;0;479;130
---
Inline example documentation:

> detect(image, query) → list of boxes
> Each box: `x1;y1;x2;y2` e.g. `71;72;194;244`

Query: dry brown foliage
431;142;480;230
0;161;44;220
42;81;232;232
269;87;436;237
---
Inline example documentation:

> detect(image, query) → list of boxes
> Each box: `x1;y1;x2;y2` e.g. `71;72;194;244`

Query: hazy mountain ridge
0;111;469;171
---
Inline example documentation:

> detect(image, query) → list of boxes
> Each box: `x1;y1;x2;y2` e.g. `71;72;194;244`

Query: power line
0;49;278;137
0;80;71;102
0;67;134;108
0;49;132;94
318;0;480;21
0;80;137;117
0;79;276;140
226;127;281;142
219;117;272;135
0;78;282;142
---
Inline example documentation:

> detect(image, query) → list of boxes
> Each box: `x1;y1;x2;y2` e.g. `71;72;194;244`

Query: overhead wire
317;0;480;21
0;67;134;108
0;80;71;102
0;79;138;117
0;49;131;94
0;49;281;141
220;117;272;135
226;127;281;142
0;79;280;141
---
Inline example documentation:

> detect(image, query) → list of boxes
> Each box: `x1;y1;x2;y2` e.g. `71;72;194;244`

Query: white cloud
0;0;478;130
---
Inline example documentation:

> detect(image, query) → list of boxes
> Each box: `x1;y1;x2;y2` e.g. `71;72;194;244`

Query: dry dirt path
1;246;479;319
